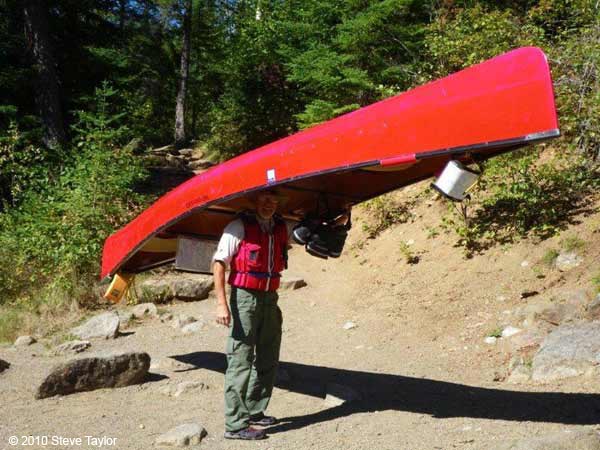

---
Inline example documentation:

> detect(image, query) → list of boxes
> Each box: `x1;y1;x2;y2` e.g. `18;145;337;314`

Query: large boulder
139;274;213;303
71;311;120;340
532;322;600;382
493;429;600;450
36;352;150;399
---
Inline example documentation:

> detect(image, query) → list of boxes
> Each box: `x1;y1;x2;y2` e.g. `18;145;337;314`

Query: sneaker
224;426;267;440
249;413;278;426
292;224;313;245
306;233;329;259
326;227;348;258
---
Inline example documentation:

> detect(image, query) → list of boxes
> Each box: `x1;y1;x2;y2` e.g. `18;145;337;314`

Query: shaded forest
0;0;598;338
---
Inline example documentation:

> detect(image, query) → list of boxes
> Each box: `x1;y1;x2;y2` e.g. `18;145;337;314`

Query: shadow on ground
173;351;600;433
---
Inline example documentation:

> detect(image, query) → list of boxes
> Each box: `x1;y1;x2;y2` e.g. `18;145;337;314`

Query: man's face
256;192;279;220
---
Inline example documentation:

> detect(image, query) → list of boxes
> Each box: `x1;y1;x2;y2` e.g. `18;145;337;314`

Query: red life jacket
228;214;288;291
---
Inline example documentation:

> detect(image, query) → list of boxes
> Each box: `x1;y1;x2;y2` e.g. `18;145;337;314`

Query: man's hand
216;303;231;327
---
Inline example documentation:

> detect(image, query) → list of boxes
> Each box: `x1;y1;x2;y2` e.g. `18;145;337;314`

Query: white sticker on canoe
267;169;276;183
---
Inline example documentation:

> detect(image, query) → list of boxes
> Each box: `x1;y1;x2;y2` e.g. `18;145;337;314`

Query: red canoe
101;46;559;280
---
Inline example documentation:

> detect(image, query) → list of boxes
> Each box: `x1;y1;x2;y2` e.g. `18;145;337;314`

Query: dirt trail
1;188;600;450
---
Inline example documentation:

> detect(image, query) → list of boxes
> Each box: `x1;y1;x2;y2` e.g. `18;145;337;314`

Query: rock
140;274;213;302
72;312;120;340
181;321;203;334
150;358;194;372
150;144;175;155
159;381;207;397
131;303;158;319
165;154;186;169
565;289;592;306
187;159;213;170
493;429;600;450
177;148;194;157
169;275;213;300
52;340;91;355
279;276;307;290
521;260;530;267
555;251;583;271
36;352;150;399
159;312;174;323
343;321;357;330
324;383;362;406
189;147;205;160
508;331;544;353
484;336;497;345
14;335;36;346
506;365;532;384
155;423;207;447
532;322;600;382
139;279;172;303
501;326;522;338
0;358;10;373
117;310;134;328
587;295;600;320
172;315;198;329
517;300;580;327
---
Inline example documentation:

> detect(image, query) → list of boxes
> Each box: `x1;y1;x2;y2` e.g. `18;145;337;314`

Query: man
212;190;289;440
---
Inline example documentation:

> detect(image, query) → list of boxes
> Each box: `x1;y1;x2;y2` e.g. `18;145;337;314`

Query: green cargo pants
224;286;282;432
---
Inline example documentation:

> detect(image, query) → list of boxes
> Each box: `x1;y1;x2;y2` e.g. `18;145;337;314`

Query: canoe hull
101;47;559;279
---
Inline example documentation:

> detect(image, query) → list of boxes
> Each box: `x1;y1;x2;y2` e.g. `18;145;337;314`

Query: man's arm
213;260;230;327
211;218;244;327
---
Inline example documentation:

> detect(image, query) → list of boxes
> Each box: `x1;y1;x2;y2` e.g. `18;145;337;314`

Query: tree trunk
23;0;66;149
119;0;126;31
174;0;192;149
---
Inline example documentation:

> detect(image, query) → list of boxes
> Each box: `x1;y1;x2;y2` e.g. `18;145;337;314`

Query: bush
441;148;598;255
360;194;414;238
551;24;600;162
0;83;149;308
425;4;544;77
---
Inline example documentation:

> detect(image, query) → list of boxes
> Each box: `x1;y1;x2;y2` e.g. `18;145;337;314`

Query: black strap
234;271;282;279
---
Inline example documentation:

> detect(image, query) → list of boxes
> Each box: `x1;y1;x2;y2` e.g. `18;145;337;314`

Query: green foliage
399;241;419;264
361;194;414;238
0;123;59;208
441;149;598;255
528;0;599;39
0;306;23;343
541;248;560;267
560;235;586;252
479;150;596;236
487;327;503;339
425;4;544;77
550;24;600;162
0;83;148;306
